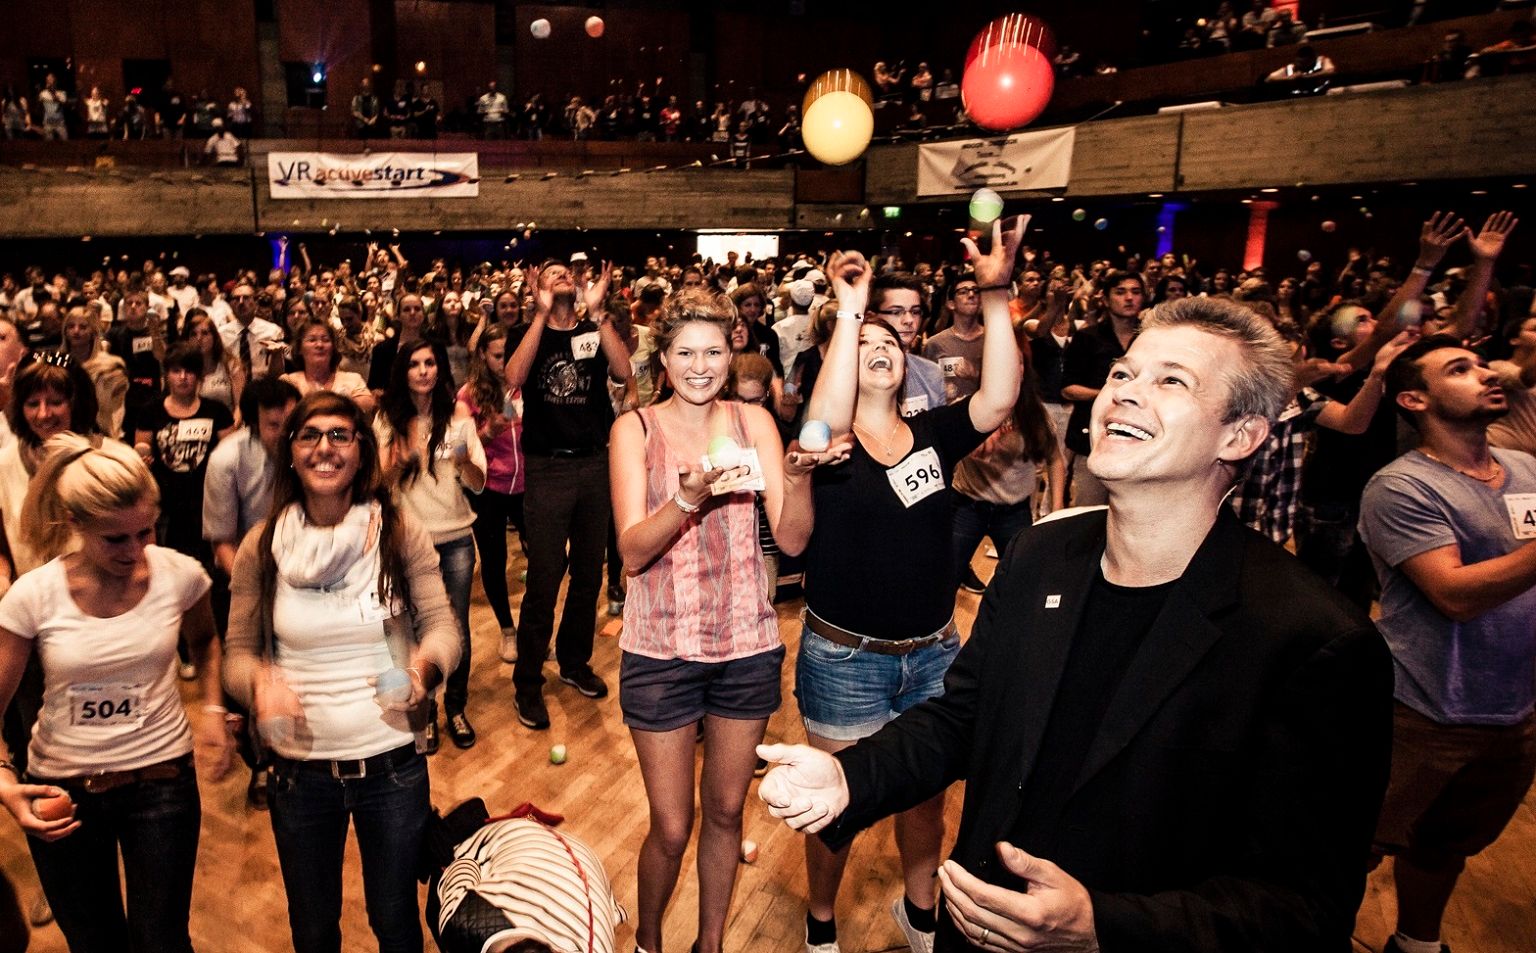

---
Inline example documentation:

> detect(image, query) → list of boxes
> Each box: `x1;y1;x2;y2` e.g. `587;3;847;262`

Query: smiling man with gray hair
761;296;1393;952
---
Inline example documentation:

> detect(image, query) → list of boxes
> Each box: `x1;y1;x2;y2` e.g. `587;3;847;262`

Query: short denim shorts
620;645;785;732
794;624;961;742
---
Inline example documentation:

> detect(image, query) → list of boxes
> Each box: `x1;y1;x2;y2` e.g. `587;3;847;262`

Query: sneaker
890;899;935;953
447;711;477;749
178;661;198;681
805;937;841;953
1382;938;1451;953
607;584;626;616
959;567;986;594
499;627;518;663
560;668;609;699
515;691;550;730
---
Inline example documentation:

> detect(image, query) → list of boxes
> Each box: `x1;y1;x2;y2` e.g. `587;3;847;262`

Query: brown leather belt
804;610;953;656
34;753;193;795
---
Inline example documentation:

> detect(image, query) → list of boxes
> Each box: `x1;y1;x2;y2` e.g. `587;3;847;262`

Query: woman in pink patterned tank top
609;288;849;953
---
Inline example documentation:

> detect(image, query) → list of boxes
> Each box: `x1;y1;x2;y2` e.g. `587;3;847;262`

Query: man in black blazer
761;296;1395;952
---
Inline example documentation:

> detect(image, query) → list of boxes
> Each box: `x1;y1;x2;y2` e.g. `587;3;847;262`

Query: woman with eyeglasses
0;434;233;953
376;341;485;751
223;391;460;953
609;288;842;953
768;224;1022;953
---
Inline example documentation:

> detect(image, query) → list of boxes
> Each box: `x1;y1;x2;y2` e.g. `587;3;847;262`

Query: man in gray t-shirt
1358;334;1536;953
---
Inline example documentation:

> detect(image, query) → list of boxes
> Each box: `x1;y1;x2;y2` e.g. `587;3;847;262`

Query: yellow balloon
802;91;874;166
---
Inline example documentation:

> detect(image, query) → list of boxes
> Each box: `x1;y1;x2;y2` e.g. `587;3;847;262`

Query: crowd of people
0;206;1531;953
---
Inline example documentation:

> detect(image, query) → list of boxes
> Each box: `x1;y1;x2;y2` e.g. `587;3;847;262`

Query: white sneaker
499;627;517;663
178;662;198;681
890;898;935;953
805;939;841;953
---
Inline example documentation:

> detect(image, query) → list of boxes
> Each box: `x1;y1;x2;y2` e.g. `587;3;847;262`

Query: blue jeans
950;492;1035;585
436;535;476;715
268;750;431;953
795;626;961;741
27;758;200;953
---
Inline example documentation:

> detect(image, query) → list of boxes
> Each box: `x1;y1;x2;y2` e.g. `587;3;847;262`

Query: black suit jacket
827;508;1393;952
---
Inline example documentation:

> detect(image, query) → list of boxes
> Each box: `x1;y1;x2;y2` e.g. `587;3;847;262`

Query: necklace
1419;447;1503;485
853;418;904;456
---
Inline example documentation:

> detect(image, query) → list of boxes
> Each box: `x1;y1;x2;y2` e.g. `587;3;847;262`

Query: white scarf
271;501;379;590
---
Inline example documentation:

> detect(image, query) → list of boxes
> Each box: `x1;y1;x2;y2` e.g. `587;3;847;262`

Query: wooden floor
3;546;1534;953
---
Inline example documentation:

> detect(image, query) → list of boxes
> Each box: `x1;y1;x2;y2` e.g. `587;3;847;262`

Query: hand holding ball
707;436;742;471
374;668;412;707
31;793;73;822
798;420;831;454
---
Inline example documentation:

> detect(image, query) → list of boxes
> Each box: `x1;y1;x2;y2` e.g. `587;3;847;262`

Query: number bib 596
886;446;945;508
68;683;147;727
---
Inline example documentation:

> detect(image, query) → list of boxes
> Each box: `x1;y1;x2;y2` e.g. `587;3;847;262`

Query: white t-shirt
271;542;414;760
0;547;211;777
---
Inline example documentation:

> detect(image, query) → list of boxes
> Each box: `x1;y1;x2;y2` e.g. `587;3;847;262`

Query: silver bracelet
673;492;701;514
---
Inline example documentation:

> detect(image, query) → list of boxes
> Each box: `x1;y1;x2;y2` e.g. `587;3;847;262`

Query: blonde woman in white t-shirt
0;433;232;952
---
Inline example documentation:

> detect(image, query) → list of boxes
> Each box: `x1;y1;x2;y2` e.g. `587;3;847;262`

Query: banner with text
267;152;480;199
915;127;1075;197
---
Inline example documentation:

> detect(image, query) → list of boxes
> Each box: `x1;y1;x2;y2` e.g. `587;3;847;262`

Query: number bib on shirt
571;332;601;361
68;683;147;727
900;395;930;417
886;446;945;508
1506;493;1536;540
177;418;213;442
132;335;155;354
939;356;963;378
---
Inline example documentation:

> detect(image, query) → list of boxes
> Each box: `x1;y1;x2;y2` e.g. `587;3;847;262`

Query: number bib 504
68;683;148;727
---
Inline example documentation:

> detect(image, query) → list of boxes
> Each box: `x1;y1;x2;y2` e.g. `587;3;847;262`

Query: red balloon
962;43;1054;131
966;14;1056;68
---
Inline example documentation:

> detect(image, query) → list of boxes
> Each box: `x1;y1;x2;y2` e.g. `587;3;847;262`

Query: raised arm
1446;211;1518;343
1337;211;1466;370
586;262;633;382
801;251;871;437
960;217;1026;433
503;266;550;390
1317;330;1416;434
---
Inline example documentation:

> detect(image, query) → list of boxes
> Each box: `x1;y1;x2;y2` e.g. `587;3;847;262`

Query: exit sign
882;206;902;220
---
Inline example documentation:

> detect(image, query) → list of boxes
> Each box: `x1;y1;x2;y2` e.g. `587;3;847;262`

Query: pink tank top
620;403;780;662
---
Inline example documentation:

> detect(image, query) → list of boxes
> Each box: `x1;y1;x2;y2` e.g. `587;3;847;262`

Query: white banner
267;152;480;199
916;127;1075;197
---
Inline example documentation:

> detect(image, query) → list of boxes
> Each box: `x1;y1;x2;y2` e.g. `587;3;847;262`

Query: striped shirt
435;818;624;953
621;403;781;662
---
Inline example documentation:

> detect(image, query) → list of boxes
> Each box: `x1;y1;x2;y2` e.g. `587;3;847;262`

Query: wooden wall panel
276;0;374;116
394;0;494;119
0;166;255;238
1177;74;1536;191
251;169;796;233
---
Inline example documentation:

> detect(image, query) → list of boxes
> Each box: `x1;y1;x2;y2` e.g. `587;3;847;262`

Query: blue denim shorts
794;624;961;742
620;646;785;732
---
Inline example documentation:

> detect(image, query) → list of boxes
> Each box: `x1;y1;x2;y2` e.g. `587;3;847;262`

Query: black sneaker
423;719;441;755
559;668;609;699
447;711;477;749
515;691;550;730
960;567;986;594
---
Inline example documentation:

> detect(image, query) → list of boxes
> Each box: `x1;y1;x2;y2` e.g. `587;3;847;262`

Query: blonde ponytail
22;434;160;561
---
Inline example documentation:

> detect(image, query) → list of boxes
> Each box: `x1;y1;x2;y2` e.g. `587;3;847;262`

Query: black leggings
468;487;524;630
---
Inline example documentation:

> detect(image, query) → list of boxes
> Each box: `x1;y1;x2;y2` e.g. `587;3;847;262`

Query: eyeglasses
875;307;924;319
953;287;980;297
292;426;357;448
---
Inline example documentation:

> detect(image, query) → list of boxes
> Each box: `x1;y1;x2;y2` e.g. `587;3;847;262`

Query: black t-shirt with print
139;397;234;552
507;320;616;456
804;398;987;639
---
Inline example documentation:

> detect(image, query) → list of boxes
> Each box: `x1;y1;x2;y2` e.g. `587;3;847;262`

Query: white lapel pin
1045;595;1061;609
